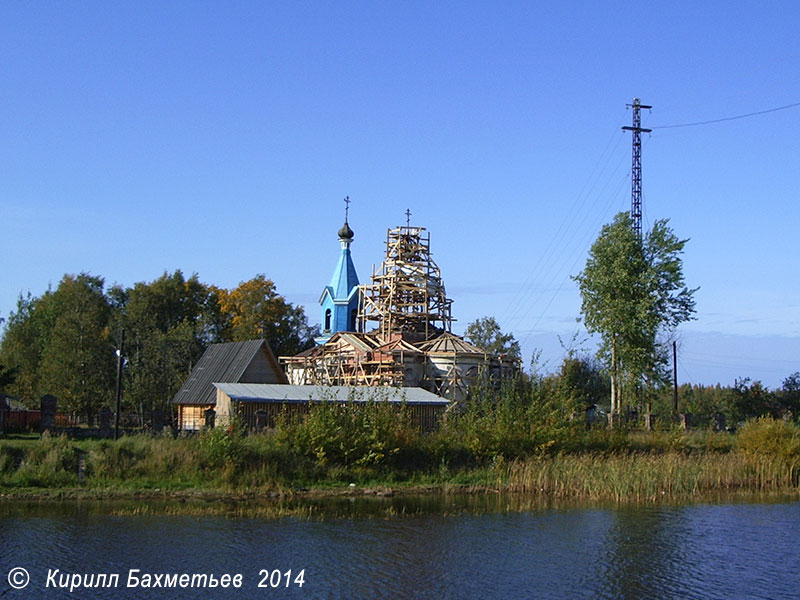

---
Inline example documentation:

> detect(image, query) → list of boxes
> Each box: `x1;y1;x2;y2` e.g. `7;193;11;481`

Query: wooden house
212;383;450;432
172;340;287;430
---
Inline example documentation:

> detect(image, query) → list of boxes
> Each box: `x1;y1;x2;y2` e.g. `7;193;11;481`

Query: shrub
281;397;416;469
737;417;800;459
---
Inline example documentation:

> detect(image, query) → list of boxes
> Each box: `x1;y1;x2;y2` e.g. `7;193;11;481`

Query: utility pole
114;330;125;440
672;340;679;412
622;98;652;240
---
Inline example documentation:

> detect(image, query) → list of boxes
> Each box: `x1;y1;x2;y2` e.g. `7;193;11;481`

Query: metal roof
418;332;486;355
172;340;285;405
213;383;450;405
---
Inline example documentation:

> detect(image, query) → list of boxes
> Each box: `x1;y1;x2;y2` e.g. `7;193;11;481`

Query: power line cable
501;114;629;329
517;171;630;352
651;101;800;129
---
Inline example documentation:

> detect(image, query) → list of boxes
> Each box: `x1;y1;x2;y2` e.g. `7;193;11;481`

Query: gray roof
213;383;450;405
172;340;284;406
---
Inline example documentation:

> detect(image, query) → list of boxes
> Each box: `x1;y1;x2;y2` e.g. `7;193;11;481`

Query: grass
1;417;798;503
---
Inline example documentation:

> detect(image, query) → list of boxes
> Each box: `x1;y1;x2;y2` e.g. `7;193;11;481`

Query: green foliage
0;269;313;419
2;434;79;487
574;213;697;411
671;383;731;422
115;270;223;418
0;361;16;393
444;379;583;461
777;372;800;420
730;378;777;423
0;274;116;416
199;424;247;470
1;413;799;497
38;274;116;419
548;355;610;410
737;417;800;459
464;316;521;359
282;395;413;468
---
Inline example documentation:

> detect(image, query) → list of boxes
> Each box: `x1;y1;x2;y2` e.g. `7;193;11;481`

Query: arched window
324;309;332;332
351;309;358;331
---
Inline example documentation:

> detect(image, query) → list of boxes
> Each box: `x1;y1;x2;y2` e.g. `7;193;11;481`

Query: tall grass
1;412;797;500
503;451;797;502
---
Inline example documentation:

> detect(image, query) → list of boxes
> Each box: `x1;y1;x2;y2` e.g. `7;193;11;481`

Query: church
281;207;518;405
173;203;518;431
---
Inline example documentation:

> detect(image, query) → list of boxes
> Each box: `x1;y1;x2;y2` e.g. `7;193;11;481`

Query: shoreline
1;481;797;505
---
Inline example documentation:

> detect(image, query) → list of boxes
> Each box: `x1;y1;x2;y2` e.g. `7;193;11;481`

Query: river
1;494;798;599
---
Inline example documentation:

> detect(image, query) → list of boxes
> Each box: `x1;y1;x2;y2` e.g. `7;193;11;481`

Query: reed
502;449;799;501
1;417;797;501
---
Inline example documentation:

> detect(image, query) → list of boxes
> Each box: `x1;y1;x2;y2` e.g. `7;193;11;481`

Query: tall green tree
218;274;317;357
574;212;696;414
114;271;226;419
36;274;116;420
464;316;521;359
0;293;50;404
0;276;116;415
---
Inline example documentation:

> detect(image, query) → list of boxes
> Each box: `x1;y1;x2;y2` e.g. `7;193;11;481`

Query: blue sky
2;2;798;388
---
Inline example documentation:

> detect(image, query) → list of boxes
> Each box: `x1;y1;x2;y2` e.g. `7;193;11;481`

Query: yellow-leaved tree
217;275;318;357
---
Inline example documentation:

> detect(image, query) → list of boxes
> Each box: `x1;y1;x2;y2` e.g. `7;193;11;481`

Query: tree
0;292;50;404
729;378;777;423
218;275;317;357
775;372;800;420
464;316;521;359
0;362;16;393
36;274;116;420
574;212;696;414
553;355;610;410
114;270;226;419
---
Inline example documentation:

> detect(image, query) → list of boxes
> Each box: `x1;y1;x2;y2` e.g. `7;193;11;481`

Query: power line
651;101;800;129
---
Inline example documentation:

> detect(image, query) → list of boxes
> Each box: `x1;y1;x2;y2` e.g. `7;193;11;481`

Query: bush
280;398;416;469
737;417;800;459
199;425;246;470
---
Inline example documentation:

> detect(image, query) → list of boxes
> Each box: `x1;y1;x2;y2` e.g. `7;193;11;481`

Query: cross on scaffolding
405;208;411;227
344;196;350;222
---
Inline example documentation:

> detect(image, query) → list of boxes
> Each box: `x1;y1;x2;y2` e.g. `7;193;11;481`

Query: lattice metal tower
622;98;652;239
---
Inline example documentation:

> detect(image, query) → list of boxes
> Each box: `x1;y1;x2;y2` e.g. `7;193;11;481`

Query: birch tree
574;212;696;414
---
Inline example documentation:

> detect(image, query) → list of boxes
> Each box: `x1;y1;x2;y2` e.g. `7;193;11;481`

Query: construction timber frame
285;333;409;388
358;226;453;339
281;224;519;404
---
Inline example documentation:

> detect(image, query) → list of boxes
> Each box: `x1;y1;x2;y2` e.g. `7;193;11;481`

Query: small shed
172;340;287;430
213;383;451;432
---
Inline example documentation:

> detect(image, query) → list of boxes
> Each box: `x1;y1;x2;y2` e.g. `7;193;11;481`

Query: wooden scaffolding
358;226;453;340
280;224;519;403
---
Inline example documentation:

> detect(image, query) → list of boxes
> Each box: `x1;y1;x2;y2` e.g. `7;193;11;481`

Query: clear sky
2;1;798;388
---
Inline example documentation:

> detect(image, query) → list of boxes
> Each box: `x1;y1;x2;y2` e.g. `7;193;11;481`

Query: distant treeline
0;271;317;420
1;270;798;428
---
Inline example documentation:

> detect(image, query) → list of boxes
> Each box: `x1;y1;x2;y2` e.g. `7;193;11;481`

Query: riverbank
1;416;798;505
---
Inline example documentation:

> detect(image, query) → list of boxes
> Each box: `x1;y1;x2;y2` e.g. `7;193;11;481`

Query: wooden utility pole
114;330;125;440
672;340;679;412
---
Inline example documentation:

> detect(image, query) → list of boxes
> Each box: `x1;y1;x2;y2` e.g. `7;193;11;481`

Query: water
1;495;798;599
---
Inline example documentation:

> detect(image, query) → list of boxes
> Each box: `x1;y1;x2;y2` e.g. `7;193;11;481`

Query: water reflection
0;495;798;599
